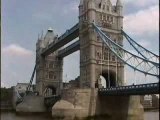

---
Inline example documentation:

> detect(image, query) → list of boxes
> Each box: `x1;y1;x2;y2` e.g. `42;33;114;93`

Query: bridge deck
41;23;79;56
98;83;159;96
58;40;80;58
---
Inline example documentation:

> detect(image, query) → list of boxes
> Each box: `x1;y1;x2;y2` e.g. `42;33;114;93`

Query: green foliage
0;87;13;102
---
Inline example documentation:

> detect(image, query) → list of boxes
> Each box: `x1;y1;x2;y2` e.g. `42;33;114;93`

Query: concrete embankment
1;102;14;111
52;88;144;120
16;95;46;113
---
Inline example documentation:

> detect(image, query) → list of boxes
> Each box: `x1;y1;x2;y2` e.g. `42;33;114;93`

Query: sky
1;0;159;88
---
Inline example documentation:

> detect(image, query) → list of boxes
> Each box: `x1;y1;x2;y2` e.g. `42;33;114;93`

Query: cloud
1;82;7;88
138;40;150;48
2;44;33;57
111;0;158;8
2;44;35;88
124;5;159;36
62;1;79;15
124;0;158;8
32;12;53;22
124;66;158;85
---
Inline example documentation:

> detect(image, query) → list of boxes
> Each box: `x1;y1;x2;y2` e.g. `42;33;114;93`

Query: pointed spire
116;0;122;6
38;33;40;39
41;30;44;39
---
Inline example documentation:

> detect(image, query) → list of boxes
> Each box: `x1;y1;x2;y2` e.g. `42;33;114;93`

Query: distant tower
36;28;63;96
79;0;124;88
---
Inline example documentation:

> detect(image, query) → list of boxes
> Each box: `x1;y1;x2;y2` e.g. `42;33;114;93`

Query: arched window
107;6;109;11
98;3;101;8
49;62;54;68
103;5;105;10
45;63;48;68
107;16;109;21
112;55;115;61
97;35;100;41
49;71;54;79
45;72;48;78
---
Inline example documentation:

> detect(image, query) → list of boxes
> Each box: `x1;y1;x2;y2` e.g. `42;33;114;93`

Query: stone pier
52;88;144;120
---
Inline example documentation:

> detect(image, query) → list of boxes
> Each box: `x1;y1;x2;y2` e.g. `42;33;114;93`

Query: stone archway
98;70;117;88
43;85;56;96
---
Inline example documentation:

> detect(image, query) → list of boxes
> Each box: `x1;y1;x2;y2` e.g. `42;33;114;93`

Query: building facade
79;0;124;88
140;95;159;109
36;28;63;96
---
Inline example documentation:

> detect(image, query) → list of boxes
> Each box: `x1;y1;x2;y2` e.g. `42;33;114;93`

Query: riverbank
144;108;159;112
1;103;14;111
1;111;159;120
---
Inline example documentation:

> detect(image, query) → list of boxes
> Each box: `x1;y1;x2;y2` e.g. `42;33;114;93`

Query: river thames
1;111;159;120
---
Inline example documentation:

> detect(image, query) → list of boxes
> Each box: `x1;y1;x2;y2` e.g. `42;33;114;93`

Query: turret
43;27;55;47
79;0;84;20
36;31;44;50
116;0;122;16
88;0;96;23
116;0;123;30
116;0;122;6
79;0;83;7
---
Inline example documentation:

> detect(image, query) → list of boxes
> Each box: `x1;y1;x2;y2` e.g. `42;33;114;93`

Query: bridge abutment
52;88;144;120
16;95;46;113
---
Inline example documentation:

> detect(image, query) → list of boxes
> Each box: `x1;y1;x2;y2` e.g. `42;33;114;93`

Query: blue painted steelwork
41;23;79;56
122;30;159;65
58;40;80;58
98;83;159;95
26;64;36;92
93;23;159;78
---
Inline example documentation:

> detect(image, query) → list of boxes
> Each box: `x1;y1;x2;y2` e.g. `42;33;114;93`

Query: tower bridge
16;0;159;119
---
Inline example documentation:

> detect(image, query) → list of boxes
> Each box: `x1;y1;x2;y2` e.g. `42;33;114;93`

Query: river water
1;111;159;120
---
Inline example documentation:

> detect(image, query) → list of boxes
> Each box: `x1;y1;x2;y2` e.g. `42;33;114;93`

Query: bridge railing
98;83;159;95
58;23;79;42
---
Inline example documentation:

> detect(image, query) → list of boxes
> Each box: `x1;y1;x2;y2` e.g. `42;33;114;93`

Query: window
101;14;104;20
110;17;113;22
45;63;48;68
97;35;100;41
103;15;106;20
103;5;105;10
99;3;101;8
85;14;88;20
114;39;116;43
112;55;115;61
107;6;109;11
107;16;109;21
45;72;48;78
49;71;54;79
49;62;54;68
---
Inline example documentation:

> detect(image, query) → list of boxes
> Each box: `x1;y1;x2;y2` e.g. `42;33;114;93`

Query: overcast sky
1;0;159;88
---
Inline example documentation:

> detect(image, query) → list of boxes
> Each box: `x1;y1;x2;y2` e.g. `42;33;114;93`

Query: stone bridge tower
52;1;144;119
36;28;63;96
79;0;124;88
